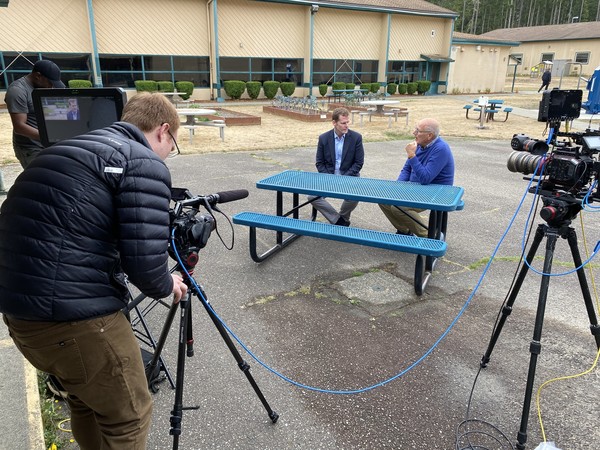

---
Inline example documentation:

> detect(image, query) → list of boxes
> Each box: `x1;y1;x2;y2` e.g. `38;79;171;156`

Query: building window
0;52;92;88
219;57;303;86
509;53;523;64
312;59;378;85
386;60;424;84
99;54;210;88
575;52;590;64
541;53;554;62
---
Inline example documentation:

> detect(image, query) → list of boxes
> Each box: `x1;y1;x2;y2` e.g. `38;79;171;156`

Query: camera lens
507;151;543;175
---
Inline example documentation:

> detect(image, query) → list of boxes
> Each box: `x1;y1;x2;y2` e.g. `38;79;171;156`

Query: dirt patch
263;105;332;122
206;108;261;126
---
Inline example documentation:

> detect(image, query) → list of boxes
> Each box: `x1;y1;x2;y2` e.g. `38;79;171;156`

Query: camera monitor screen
32;88;127;147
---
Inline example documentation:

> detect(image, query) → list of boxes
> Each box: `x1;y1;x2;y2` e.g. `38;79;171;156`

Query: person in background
4;59;65;168
0;93;188;450
309;107;364;226
538;69;552;92
379;118;455;236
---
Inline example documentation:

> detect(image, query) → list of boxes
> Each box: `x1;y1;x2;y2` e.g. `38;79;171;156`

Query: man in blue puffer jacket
0;92;188;450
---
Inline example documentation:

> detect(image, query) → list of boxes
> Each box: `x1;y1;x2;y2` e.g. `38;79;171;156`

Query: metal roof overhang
420;54;454;63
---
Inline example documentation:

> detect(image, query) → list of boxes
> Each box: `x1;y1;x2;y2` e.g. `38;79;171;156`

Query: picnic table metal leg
413;211;446;295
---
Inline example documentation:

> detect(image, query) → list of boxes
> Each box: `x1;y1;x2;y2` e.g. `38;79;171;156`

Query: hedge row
221;80;297;99
387;80;432;95
133;80;194;99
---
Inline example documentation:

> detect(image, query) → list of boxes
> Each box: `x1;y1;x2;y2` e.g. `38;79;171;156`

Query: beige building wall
313;8;381;59
389;15;451;60
94;0;208;55
511;39;600;76
0;0;91;53
218;0;306;57
447;44;511;93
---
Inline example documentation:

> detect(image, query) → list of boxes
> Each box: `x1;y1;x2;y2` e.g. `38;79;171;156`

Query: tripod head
169;187;249;271
537;189;582;228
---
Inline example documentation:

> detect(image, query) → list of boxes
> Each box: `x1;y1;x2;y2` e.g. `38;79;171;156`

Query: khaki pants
379;204;428;237
4;312;152;450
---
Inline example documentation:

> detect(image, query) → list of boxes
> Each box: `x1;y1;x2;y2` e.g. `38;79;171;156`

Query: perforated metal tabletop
257;170;464;211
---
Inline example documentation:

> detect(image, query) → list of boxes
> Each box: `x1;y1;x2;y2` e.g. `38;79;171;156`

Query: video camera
507;89;600;205
168;187;249;269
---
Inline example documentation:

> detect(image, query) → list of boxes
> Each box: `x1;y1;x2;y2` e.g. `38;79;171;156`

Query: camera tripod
145;259;279;450
480;209;600;450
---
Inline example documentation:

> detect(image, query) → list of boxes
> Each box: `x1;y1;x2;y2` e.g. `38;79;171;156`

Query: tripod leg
193;283;279;424
481;224;546;368
566;228;600;348
147;300;179;390
516;229;558;450
170;293;199;450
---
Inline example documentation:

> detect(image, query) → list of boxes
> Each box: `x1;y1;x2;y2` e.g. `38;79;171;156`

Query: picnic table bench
232;170;465;295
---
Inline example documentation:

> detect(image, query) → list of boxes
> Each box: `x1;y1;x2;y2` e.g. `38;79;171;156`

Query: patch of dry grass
0;76;596;167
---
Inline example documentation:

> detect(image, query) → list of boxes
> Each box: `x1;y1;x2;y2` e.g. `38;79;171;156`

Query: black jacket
0;122;174;321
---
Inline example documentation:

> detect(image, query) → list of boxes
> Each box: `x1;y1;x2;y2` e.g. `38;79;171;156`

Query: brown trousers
4;311;152;450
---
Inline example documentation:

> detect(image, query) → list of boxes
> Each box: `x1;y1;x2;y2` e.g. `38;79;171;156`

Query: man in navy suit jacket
310;107;364;226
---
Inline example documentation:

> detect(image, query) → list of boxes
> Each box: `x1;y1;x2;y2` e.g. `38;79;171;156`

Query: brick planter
263;105;332;122
206;108;261;126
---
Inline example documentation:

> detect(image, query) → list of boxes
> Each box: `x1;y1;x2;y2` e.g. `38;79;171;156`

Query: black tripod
480;207;600;449
146;259;279;450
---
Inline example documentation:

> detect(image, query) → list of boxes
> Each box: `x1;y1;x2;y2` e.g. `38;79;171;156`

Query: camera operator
0;92;188;449
379;118;455;236
4;59;65;169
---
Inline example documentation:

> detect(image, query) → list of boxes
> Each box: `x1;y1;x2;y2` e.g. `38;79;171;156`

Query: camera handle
147;264;279;450
479;221;600;450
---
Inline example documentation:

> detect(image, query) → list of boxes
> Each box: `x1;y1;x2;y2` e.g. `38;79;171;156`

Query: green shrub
280;81;295;97
134;80;158;92
246;81;261;99
175;81;194;100
369;82;380;93
223;80;246;99
68;79;92;88
332;81;346;92
360;83;371;93
157;81;174;92
386;83;398;95
417;80;432;95
263;81;280;99
407;82;418;95
398;83;408;94
318;84;328;97
345;82;354;90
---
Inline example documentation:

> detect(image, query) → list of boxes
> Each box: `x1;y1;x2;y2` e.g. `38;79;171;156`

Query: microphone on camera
205;189;249;205
177;189;249;209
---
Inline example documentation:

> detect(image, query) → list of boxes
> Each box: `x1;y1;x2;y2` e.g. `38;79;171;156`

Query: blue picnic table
233;170;465;295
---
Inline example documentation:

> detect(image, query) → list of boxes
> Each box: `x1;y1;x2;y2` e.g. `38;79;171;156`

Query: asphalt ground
1;126;600;449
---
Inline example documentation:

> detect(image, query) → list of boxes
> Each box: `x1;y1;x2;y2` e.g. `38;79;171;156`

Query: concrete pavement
1;108;600;449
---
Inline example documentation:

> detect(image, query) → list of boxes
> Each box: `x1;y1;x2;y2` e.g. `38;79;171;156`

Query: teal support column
86;0;102;87
309;9;315;94
213;0;223;101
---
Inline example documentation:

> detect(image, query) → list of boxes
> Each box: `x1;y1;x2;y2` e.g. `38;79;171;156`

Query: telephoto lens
507;151;544;175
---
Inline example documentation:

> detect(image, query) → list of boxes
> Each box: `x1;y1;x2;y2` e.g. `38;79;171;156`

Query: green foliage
318;84;328;97
68;79;92;88
175;81;194;100
157;81;174;92
387;83;398;95
398;83;408;94
407;82;418;95
417;80;432;95
246;81;261;99
369;82;380;93
134;80;158;92
263;81;280;99
332;81;346;92
360;83;371;93
345;82;355;90
280;81;296;97
223;80;246;99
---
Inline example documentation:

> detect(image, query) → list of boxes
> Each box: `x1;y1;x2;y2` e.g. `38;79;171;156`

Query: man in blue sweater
379;118;454;236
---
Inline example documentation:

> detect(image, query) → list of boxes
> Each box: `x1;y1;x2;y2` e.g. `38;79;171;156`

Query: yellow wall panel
390;15;450;60
313;8;382;60
94;0;208;55
218;0;306;57
0;0;90;53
